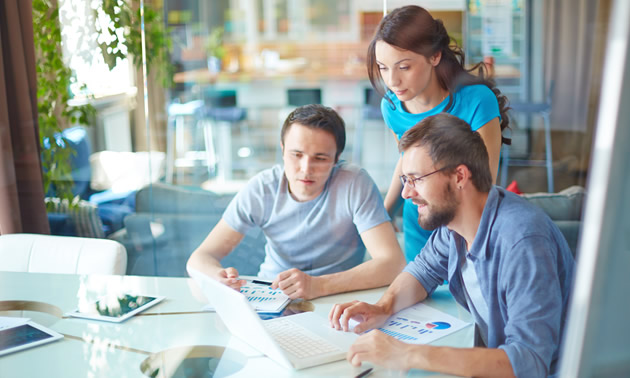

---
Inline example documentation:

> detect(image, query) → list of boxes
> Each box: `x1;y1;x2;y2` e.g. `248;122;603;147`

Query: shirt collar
467;186;502;261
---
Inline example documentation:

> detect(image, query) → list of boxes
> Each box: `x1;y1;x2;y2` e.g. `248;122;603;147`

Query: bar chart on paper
204;283;291;313
240;285;291;312
377;303;470;344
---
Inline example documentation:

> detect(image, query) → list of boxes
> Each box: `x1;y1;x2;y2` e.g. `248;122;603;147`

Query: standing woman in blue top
368;5;511;261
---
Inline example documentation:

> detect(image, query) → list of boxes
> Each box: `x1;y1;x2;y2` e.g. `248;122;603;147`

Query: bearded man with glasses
330;113;575;378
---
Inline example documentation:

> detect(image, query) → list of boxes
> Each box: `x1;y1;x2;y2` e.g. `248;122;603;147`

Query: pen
354;367;373;378
251;279;273;285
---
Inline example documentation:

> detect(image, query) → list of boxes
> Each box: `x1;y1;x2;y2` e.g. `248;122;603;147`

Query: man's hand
347;330;412;369
328;300;391;333
217;267;246;291
271;268;322;300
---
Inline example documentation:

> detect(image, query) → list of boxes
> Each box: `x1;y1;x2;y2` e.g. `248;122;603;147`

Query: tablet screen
0;324;60;356
82;294;159;318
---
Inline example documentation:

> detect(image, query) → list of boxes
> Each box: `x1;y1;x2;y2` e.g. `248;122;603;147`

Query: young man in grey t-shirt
187;104;405;300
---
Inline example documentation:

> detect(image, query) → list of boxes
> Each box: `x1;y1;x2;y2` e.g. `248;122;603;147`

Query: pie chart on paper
425;321;451;330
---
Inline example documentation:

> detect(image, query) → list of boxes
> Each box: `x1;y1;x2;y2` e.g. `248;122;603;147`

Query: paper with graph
204;283;291;313
377;303;471;344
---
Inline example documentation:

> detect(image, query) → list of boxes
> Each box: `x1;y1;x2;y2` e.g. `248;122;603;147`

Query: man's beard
417;183;458;231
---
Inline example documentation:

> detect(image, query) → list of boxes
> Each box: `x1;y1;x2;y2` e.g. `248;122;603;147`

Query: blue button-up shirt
404;186;575;377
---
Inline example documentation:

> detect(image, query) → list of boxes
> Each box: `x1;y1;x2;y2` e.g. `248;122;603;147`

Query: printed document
377;303;471;344
204;283;290;313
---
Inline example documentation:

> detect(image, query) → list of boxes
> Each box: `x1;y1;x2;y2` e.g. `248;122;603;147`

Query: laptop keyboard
265;318;341;358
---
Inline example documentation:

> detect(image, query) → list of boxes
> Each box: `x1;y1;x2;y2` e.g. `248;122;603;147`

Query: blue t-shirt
381;84;500;261
222;162;390;279
404;186;575;377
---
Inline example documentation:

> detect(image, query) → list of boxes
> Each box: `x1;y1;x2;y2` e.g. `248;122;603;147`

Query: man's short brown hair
398;113;493;192
281;104;346;162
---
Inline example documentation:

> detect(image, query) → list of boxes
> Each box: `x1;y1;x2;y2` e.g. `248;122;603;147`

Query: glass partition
36;0;606;278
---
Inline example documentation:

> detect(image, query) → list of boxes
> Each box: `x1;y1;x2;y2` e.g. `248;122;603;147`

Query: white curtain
544;0;608;132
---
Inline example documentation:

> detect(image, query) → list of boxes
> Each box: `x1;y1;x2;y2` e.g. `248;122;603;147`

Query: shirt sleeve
466;85;501;131
403;227;451;295
348;168;391;234
498;235;564;378
222;174;267;234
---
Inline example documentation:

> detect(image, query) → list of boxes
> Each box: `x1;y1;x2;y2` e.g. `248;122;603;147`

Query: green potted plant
96;0;174;88
206;26;226;73
33;0;95;208
32;0;173;209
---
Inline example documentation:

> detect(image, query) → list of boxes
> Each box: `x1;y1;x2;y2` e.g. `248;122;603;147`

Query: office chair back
287;88;322;106
0;234;127;275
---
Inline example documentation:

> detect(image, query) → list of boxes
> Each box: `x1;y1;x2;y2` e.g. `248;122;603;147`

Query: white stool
165;100;205;184
199;107;248;181
500;82;555;192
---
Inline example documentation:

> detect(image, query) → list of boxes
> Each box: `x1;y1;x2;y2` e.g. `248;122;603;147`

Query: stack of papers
204;283;291;313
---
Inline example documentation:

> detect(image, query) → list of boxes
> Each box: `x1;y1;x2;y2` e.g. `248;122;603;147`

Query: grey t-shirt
222;162;390;279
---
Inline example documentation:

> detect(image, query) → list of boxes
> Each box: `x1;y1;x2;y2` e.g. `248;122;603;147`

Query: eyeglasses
400;166;452;188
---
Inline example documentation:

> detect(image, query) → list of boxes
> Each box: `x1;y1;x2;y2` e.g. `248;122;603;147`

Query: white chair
0;234;127;275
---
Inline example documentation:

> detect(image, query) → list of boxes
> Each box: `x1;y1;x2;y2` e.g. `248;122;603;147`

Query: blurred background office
47;0;604;190
0;0;608;276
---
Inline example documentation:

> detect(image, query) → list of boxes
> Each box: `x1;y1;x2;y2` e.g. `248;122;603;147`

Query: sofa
45;127;161;237
521;185;584;256
110;183;266;277
110;183;584;277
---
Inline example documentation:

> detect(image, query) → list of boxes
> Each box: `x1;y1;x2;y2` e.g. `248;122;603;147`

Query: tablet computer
0;321;63;357
68;294;165;323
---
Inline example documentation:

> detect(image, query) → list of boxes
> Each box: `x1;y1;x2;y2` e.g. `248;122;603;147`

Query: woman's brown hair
367;5;511;145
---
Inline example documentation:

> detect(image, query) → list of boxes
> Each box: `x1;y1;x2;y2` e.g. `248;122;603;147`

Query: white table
0;272;473;377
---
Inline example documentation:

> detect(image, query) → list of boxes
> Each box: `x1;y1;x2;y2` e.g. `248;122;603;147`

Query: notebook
189;269;358;370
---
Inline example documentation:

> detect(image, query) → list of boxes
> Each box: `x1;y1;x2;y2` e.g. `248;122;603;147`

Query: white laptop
189;269;358;370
